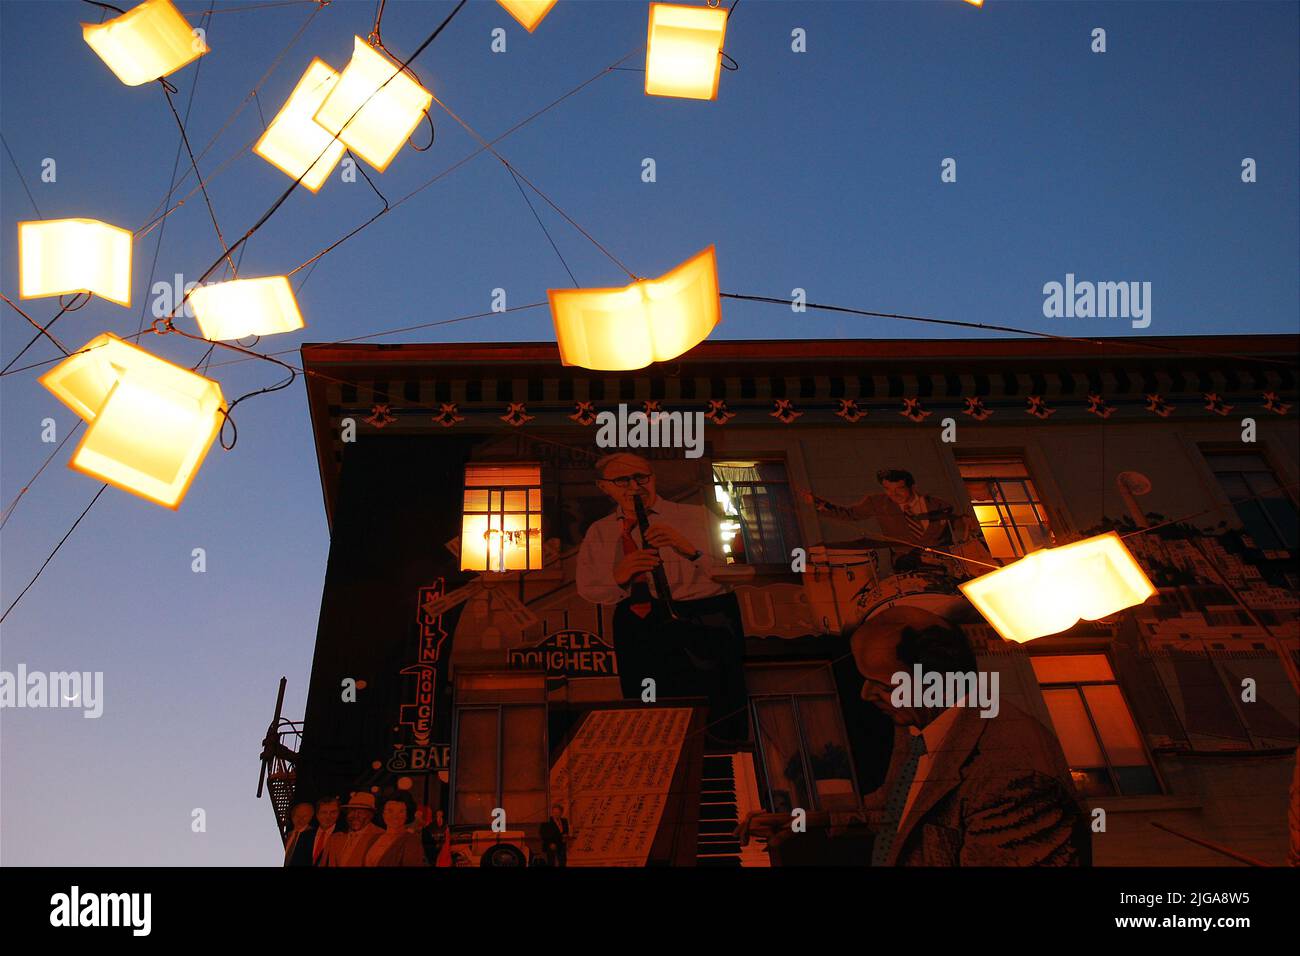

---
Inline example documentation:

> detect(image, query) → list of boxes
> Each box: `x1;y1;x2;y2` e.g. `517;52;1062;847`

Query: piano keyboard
696;751;771;867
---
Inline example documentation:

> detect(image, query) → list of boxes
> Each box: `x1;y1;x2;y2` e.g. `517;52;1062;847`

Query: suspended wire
286;150;389;277
507;167;579;287
0;132;44;218
140;0;327;227
1;485;107;625
184;0;319;15
0;420;85;531
162;28;239;279
149;0;468;340
426;89;639;281
719;293;1300;369
388;48;640;212
80;0;125;15
1;294;78;371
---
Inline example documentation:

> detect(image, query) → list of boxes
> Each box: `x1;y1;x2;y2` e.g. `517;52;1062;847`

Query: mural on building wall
293;428;1298;868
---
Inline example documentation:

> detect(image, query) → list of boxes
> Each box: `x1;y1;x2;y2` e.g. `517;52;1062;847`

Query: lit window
1203;450;1297;550
957;456;1053;560
712;461;799;565
461;464;543;572
747;664;857;812
1031;654;1160;797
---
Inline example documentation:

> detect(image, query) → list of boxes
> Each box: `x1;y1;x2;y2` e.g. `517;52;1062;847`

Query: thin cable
151;0;469;337
141;0;326;225
162;46;238;278
139;19;213;336
426;89;638;280
507;166;578;286
286;150;389;277
720;293;1300;369
0;132;43;218
388;48;639;212
0;420;85;531
1;486;107;625
0;293;70;358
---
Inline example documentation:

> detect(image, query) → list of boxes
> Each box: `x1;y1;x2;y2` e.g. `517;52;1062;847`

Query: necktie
620;517;653;618
313;828;327;864
871;732;927;866
902;502;926;541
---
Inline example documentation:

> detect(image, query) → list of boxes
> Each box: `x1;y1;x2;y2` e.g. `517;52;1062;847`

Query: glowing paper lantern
18;219;133;307
964;1;986;7
188;276;305;340
313;37;433;172
497;0;558;32
549;246;719;371
39;333;226;509
82;0;208;87
645;3;728;101
959;532;1156;643
253;59;345;192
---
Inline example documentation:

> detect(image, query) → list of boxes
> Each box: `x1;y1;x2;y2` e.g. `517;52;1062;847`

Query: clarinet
633;494;679;621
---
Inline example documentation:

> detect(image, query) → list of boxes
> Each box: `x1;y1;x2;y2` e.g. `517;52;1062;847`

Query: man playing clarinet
577;453;747;744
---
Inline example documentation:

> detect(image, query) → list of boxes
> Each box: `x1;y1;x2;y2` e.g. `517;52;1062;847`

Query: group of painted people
282;791;451;867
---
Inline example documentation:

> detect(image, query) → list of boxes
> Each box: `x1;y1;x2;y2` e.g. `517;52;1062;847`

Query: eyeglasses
600;472;653;488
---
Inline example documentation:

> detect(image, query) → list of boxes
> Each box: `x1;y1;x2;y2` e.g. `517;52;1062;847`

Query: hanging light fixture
18;218;133;307
187;276;305;341
313;36;433;173
644;3;729;101
253;59;345;192
496;0;558;32
39;333;227;509
549;246;719;371
82;0;209;87
959;531;1156;643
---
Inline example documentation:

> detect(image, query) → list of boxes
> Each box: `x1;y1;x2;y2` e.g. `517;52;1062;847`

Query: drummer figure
802;468;990;575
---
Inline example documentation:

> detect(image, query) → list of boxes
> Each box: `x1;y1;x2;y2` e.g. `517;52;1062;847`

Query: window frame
746;661;859;812
1030;652;1165;798
449;671;550;828
711;458;802;570
1198;445;1299;551
955;454;1056;562
461;461;544;572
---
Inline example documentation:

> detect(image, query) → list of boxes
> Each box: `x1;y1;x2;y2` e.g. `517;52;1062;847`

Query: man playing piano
576;453;747;744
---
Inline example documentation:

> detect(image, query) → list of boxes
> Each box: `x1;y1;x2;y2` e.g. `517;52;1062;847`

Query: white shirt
899;704;963;829
576;498;722;605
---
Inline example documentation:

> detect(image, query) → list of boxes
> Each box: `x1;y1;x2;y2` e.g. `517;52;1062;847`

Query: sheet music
549;707;691;866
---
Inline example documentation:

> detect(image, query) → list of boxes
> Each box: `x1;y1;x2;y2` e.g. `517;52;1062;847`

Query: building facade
286;334;1299;866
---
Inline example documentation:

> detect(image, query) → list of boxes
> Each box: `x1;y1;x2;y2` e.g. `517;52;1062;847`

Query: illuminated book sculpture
254;59;344;192
549;246;720;371
82;0;208;87
40;333;226;509
645;3;729;100
188;276;305;340
497;0;558;32
19;218;133;307
959;531;1156;643
313;37;433;172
